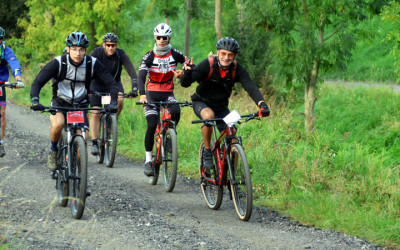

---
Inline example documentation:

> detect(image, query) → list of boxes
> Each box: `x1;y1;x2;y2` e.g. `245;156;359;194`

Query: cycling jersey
0;44;22;106
180;57;264;107
138;48;185;95
89;47;138;91
31;54;119;105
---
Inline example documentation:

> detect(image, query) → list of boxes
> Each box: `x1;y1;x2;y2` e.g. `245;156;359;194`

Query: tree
381;1;400;81
247;0;369;133
0;0;28;38
215;0;223;39
184;0;193;56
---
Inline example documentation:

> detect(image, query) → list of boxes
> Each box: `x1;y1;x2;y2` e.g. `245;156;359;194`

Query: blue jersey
0;43;22;82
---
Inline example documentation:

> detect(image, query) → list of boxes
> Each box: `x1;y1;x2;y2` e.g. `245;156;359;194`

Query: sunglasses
105;43;117;48
156;36;169;41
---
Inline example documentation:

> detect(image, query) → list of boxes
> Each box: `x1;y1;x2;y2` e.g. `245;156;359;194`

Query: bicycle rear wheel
199;141;223;210
96;114;105;164
69;136;87;219
229;144;252;221
163;128;178;192
56;130;68;207
104;114;118;168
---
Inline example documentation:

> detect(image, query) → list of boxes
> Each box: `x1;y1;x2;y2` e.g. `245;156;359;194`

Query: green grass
7;79;400;248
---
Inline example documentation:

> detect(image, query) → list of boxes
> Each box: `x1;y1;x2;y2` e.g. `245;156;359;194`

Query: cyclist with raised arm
30;31;119;172
0;27;24;157
89;32;139;156
180;37;270;171
138;23;186;176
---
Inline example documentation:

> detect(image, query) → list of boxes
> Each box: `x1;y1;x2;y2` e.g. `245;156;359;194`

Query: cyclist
180;37;270;171
0;26;24;157
138;23;187;176
30;31;119;172
89;32;139;156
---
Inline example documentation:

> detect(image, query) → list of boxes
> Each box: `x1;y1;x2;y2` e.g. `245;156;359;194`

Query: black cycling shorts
89;80;124;107
0;86;7;107
192;100;231;132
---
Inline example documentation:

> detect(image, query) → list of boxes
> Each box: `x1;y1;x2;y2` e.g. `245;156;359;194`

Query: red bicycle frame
154;107;172;164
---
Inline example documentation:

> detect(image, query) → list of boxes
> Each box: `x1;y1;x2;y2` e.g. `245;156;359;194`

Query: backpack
204;55;237;83
56;54;92;90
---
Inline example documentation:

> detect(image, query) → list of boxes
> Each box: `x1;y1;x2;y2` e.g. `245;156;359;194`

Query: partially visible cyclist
180;37;270;172
0;26;24;157
89;32;139;156
30;31;119;172
138;23;187;176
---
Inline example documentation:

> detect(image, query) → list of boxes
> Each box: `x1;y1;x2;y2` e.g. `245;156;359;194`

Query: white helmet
153;23;172;37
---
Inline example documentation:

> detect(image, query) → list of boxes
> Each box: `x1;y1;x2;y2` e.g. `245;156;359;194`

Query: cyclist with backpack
180;37;270;170
138;23;187;176
0;27;24;157
89;32;139;156
30;31;119;172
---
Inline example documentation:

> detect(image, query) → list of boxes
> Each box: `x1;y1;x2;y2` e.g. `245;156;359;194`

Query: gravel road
0;101;383;249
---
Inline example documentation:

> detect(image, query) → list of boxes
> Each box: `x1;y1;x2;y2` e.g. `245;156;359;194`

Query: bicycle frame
154;106;174;165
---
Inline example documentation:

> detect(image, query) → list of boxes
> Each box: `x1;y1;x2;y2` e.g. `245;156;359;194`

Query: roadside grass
6;79;400;248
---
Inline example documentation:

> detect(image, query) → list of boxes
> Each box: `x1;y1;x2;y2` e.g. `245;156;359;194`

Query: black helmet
216;37;240;54
103;33;119;43
66;31;89;48
0;27;5;40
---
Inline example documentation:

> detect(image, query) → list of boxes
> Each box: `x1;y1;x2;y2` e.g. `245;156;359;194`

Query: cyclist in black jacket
180;37;270;170
89;32;138;155
30;31;119;172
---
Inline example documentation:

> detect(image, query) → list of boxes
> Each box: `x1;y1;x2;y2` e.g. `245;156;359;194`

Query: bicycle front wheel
104;114;118;168
149;133;161;185
69;136;87;219
163;128;178;192
96;114;105;164
56;130;68;207
229;144;252;221
199;141;223;210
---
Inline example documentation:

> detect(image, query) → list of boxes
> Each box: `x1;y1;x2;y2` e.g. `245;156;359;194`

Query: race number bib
101;95;111;105
67;111;84;124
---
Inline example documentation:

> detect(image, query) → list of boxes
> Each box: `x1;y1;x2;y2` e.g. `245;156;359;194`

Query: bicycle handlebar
191;112;260;124
136;101;193;107
31;105;104;113
0;81;25;89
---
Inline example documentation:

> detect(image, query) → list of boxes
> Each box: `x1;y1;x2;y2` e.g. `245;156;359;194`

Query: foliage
381;1;400;81
0;0;28;38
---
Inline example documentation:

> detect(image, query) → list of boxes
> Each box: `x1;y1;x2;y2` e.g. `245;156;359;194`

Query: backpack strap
57;54;68;82
205;55;216;81
231;60;237;83
85;55;92;90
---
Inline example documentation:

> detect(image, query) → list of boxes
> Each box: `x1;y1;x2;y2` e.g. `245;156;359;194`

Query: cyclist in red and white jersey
138;23;187;176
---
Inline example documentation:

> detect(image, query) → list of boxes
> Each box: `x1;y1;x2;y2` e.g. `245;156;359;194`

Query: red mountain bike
137;101;192;192
192;110;261;221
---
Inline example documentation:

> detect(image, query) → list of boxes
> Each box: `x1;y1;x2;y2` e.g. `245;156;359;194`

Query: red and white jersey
138;48;185;93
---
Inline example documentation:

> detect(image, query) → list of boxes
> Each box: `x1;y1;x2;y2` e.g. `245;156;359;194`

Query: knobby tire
105;114;118;168
229;144;253;221
163;128;178;192
69;136;87;219
96;114;105;164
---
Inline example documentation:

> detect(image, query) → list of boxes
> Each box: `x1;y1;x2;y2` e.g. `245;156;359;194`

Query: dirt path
0;102;381;249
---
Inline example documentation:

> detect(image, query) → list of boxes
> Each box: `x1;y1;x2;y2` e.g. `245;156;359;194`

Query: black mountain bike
192;111;261;221
137;101;192;192
32;105;102;219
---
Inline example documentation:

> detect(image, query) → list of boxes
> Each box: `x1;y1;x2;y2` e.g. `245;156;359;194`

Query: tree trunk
89;21;97;47
184;0;192;56
215;0;222;39
304;58;320;133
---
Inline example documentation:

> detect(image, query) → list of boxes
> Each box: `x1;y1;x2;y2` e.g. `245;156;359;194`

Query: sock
51;141;58;151
145;151;152;163
92;139;98;145
0;140;3;145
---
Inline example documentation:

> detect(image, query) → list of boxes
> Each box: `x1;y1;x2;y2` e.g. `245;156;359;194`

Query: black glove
258;102;270;117
106;101;118;113
31;97;45;111
128;87;138;98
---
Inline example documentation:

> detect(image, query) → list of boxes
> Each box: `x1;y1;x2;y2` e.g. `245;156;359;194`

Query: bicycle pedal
51;172;57;180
